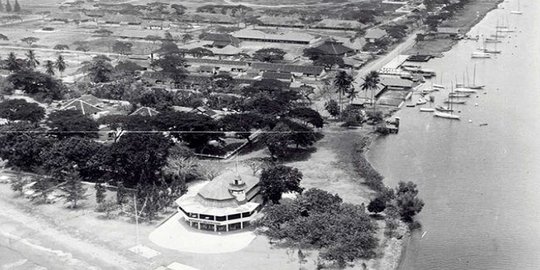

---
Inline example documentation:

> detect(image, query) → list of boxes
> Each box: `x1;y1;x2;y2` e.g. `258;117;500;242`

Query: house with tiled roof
175;165;262;232
61;99;103;116
200;33;240;48
312;40;355;56
365;28;388;43
130;106;159;117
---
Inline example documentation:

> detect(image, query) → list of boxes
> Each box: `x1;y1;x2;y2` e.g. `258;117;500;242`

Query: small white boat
433;84;445;90
434;112;460;120
406;103;416;108
455;87;478;93
485;38;502;43
416;97;427;105
420;108;435;112
435;105;453;112
444;100;466;105
490;34;506;38
510;10;523;15
471;52;491;58
449;92;471;98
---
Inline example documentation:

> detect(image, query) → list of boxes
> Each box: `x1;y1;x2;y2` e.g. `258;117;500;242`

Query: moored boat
471;51;491;58
420;108;435;112
455;87;478;93
444;99;466;105
435;105;453;112
449;92;471;98
434;111;460;120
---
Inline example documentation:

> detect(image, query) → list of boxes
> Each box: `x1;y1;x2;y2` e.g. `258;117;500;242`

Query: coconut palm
360;70;380;110
44;60;55;76
55;54;66;77
25;49;39;69
333;70;354;115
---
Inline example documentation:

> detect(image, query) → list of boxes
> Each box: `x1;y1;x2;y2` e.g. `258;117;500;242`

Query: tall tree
13;0;19;12
360;70;380;110
59;168;87;209
107;133;172;187
44;60;55;76
333;71;354;115
112;41;133;55
55;54;66;77
6;52;20;72
259;165;303;204
95;182;106;204
21;36;38;46
25;49;39;69
395;181;424;221
87;55;113;83
5;0;11;12
0;0;4;12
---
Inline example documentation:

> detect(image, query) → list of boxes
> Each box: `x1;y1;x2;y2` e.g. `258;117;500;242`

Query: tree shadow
279;147;317;162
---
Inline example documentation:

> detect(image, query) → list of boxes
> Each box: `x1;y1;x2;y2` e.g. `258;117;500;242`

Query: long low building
175;166;262;232
231;28;315;45
251;62;325;78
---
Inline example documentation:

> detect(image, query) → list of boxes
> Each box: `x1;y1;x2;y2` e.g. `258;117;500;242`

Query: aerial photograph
0;0;537;269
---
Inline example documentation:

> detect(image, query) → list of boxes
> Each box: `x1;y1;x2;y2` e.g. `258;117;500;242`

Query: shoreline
361;0;505;269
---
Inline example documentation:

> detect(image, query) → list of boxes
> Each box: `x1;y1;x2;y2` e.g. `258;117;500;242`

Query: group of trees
1;112;203;217
257;188;379;267
1;52;68;102
0;0;21;13
303;48;344;69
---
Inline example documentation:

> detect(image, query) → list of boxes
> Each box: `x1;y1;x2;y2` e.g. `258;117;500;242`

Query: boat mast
473;64;476;86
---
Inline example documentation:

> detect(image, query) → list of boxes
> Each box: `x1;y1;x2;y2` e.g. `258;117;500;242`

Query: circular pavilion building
175;166;262;232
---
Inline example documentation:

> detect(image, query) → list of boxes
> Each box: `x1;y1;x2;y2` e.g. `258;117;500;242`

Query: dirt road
0;187;148;270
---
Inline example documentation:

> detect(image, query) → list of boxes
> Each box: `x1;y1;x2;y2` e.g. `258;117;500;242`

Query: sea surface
367;1;540;269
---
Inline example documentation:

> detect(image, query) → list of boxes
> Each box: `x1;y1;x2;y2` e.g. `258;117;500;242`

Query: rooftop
251;62;324;76
313;41;355;55
197;166;258;203
365;28;388;40
232;28;315;43
61;99;103;115
130;107;159;117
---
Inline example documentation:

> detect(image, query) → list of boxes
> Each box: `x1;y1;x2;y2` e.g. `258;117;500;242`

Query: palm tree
44;60;55;76
6;52;20;72
360;70;380;110
25;49;39;69
55;54;66;78
346;86;358;103
333;70;354;115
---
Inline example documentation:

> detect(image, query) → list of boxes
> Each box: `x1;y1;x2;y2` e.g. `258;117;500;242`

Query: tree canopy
259;165;303;204
256;188;379;266
5;70;66;101
0;99;45;122
46;110;99;139
253;48;286;63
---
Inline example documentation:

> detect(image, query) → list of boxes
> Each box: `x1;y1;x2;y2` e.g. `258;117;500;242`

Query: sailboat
510;0;523;14
420;95;435;112
471;45;491;59
457;65;485;89
435;83;461;120
497;16;515;32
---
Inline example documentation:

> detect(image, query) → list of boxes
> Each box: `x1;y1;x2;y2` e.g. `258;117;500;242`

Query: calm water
367;1;540;270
